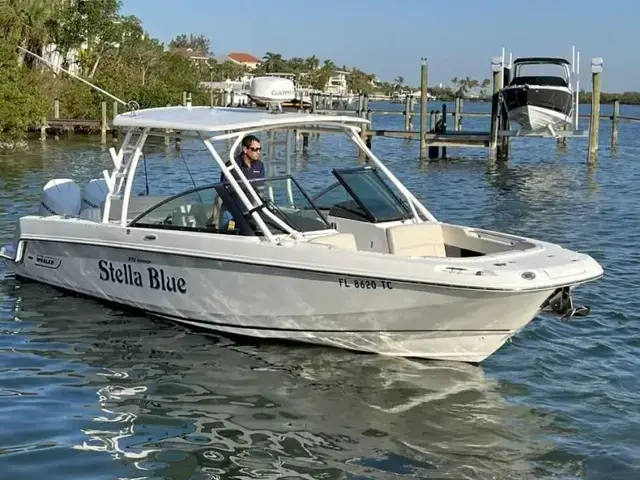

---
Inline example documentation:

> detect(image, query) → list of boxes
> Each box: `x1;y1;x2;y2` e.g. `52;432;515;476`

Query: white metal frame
99;116;439;243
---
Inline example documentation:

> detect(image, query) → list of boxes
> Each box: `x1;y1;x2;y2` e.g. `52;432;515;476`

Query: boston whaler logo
98;259;187;294
34;254;62;269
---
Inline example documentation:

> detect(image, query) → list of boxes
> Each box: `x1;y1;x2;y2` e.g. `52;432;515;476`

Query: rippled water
1;101;639;479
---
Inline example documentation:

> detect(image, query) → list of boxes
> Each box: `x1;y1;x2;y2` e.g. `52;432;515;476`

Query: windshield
223;176;331;234
330;167;413;222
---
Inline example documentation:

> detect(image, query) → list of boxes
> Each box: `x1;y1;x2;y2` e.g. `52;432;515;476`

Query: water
1;101;639;479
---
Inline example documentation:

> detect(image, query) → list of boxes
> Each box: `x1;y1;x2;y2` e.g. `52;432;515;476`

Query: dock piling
101;101;107;144
419;58;428;160
587;57;603;165
488;56;504;161
53;98;60;140
404;95;411;133
498;63;511;159
611;98;619;149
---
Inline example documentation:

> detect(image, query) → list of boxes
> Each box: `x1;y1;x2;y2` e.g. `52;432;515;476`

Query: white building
325;70;349;95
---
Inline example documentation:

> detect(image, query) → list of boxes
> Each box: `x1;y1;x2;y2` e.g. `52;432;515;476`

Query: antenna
17;45;139;113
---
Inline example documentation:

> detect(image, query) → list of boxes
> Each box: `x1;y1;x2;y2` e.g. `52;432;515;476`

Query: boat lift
497;45;587;139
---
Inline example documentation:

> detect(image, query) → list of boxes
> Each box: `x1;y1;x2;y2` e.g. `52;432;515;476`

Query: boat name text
338;278;393;290
98;260;187;294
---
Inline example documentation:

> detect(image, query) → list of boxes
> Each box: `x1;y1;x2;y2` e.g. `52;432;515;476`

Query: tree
0;0;65;64
347;68;374;95
0;38;49;145
56;0;143;79
129;35;163;86
305;55;319;71
169;33;211;54
260;52;286;73
479;78;491;98
308;65;333;91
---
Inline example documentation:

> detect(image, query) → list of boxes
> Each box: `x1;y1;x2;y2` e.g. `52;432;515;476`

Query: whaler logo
34;254;62;269
98;260;187;294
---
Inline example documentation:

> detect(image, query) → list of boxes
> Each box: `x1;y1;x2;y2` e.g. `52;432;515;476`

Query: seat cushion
386;223;446;257
308;233;358;250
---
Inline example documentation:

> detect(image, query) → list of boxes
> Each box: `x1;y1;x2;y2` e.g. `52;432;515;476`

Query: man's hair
241;135;260;148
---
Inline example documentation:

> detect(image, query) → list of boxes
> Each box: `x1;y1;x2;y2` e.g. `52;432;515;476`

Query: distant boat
501;57;574;133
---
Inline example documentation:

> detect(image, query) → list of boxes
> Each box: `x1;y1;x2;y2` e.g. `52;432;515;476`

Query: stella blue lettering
147;266;187;294
98;260;186;294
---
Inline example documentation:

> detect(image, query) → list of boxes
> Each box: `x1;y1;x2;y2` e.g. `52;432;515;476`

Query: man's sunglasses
246;146;261;152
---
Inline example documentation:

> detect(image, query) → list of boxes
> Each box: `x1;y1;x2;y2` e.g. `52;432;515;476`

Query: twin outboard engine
38;177;110;221
38;179;82;217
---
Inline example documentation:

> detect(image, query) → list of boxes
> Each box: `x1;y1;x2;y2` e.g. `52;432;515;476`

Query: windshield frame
127;174;332;235
330;166;414;223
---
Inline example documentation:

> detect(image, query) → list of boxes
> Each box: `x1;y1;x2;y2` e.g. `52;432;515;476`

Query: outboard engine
79;178;109;221
38;178;82;217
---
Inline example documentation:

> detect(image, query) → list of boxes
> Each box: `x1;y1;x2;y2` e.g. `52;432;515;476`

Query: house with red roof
226;52;261;70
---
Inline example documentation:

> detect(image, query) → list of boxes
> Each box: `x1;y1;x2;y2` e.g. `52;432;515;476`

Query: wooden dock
39;57;638;164
369;129;490;147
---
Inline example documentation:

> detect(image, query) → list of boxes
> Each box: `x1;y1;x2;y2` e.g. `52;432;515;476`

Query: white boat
501;57;575;133
0;77;603;363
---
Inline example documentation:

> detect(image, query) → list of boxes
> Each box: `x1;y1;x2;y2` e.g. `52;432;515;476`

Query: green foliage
0;0;637;149
0;39;49;144
169;34;211;54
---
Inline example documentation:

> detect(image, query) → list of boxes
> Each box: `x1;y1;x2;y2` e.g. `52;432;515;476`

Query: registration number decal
338;278;393;290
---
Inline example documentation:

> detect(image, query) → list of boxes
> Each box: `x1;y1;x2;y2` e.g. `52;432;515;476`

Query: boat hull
502;85;573;131
2;239;556;363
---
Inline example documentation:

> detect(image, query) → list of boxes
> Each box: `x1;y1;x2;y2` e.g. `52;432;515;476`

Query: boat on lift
501;57;575;134
0;77;602;363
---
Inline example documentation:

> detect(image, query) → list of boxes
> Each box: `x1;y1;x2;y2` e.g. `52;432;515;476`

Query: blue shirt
220;154;265;182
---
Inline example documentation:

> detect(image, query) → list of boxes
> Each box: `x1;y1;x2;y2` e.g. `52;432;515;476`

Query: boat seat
102;196;171;222
171;203;211;228
386;223;446;257
308;233;358;251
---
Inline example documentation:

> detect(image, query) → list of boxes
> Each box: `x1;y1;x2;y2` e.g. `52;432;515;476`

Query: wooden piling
454;97;461;131
404;95;411;132
165;103;171;146
182;91;187;106
101;101;107;144
408;95;414;131
419;58;428;160
498;64;511;160
112;101;119;141
611;98;619;149
358;94;369;159
488;56;504;161
587;57;603;164
40;117;47;141
53;98;60;140
366;110;373;150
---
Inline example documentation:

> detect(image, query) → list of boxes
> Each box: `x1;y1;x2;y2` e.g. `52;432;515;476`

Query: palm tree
0;0;63;64
323;58;336;70
261;52;285;73
305;55;319;71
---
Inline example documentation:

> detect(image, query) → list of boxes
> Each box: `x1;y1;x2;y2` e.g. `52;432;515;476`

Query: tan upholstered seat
386;223;446;257
308;233;358;250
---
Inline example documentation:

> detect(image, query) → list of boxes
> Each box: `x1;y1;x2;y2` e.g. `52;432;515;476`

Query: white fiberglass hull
507;105;572;132
3;238;555;363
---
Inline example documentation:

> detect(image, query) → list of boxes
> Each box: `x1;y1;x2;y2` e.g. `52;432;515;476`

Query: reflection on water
1;103;640;479
0;279;565;480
